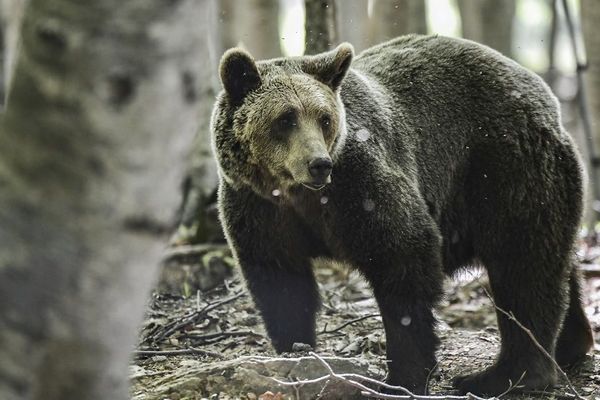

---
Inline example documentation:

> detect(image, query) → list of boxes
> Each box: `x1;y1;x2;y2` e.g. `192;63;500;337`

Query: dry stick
320;313;381;334
153;290;245;342
424;360;441;395
133;347;224;359
187;330;264;342
271;352;495;400
478;284;583;399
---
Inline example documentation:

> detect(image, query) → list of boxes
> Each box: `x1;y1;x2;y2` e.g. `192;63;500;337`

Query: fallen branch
187;330;264;343
150;290;245;343
320;313;380;335
271;352;512;400
134;347;224;359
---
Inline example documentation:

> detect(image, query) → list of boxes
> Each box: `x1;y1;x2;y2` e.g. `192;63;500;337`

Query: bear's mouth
301;182;328;191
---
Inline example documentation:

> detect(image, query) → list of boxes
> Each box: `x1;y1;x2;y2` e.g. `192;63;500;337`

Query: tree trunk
304;0;337;54
582;0;600;220
337;0;369;52
0;0;206;399
457;0;515;58
231;0;281;59
170;0;221;246
0;0;27;105
369;0;428;45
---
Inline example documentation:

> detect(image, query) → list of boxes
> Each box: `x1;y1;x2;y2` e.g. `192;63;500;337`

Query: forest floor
130;243;600;400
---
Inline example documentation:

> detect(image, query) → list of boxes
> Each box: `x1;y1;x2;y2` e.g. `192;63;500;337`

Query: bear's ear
304;43;354;91
219;48;262;105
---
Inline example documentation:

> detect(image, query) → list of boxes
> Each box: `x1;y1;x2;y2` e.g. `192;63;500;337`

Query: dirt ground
130;243;600;399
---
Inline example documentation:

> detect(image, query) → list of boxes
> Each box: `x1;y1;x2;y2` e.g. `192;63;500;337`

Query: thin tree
369;0;428;45
457;0;516;58
228;0;281;59
305;0;337;54
582;0;600;221
171;0;221;245
337;0;369;52
0;0;206;399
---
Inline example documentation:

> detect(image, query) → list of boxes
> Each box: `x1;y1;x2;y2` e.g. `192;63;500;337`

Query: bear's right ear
219;48;262;105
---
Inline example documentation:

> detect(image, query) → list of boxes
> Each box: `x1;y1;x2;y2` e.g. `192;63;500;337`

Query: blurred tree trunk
337;0;369;52
458;0;515;58
0;0;205;399
582;0;600;221
231;0;281;59
305;0;337;54
0;0;27;105
170;0;221;246
369;0;428;45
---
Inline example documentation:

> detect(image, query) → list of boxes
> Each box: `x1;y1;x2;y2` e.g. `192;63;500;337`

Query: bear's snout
308;157;333;183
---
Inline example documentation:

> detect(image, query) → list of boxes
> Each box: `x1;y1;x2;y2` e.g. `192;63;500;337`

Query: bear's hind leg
555;266;593;367
454;256;565;395
361;255;444;395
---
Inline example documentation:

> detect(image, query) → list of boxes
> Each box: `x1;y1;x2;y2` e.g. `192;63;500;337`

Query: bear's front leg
219;183;324;352
363;254;443;394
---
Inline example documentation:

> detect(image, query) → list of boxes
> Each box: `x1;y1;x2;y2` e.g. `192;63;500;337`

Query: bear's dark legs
363;263;443;394
241;261;320;353
454;261;564;395
555;266;594;366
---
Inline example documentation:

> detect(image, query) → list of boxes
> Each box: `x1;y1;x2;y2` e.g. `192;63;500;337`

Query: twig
187;330;264;342
320;313;380;335
477;283;583;399
271;352;495;400
152;290;245;342
133;347;224;359
424;360;440;395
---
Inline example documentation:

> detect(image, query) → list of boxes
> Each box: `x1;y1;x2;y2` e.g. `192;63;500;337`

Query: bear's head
211;43;354;198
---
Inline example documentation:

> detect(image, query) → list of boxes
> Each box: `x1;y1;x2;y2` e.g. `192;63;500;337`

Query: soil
131;244;600;399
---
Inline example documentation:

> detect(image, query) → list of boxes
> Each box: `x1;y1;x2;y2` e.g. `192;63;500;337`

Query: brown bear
211;34;594;395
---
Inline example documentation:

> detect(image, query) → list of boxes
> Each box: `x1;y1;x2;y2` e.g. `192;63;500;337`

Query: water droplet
401;316;412;326
356;128;370;142
320;196;329;205
363;199;375;212
272;189;281;197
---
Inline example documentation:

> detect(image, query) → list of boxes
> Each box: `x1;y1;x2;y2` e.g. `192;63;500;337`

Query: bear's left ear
219;48;262;105
304;43;354;91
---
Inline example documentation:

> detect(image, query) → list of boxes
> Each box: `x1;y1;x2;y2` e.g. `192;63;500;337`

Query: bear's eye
273;110;297;136
320;114;332;129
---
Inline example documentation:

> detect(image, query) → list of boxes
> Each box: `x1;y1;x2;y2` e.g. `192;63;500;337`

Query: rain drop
401;316;412;326
363;199;375;212
272;189;281;197
356;128;371;142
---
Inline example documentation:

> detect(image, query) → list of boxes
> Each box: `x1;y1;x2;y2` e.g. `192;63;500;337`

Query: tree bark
337;0;369;52
0;0;206;399
582;0;600;219
305;0;337;54
457;0;515;58
0;0;27;105
170;0;221;245
369;0;428;45
230;0;281;59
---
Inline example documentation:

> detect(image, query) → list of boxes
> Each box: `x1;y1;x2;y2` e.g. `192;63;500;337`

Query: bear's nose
308;157;333;180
